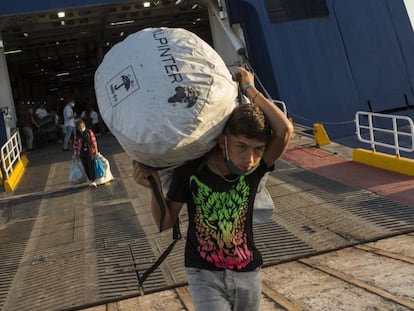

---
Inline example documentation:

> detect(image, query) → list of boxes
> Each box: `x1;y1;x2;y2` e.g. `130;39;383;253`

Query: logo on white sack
106;66;139;107
168;85;199;108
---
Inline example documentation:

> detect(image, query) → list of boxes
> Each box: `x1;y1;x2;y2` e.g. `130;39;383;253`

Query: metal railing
1;131;22;180
273;99;287;116
355;111;414;156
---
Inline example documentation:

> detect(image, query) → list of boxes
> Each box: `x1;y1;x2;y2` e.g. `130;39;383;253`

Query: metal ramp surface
0;135;413;311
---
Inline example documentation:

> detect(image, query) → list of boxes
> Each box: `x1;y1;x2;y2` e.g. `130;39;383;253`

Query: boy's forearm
245;87;294;161
133;161;176;231
245;87;293;138
150;194;164;230
149;176;174;231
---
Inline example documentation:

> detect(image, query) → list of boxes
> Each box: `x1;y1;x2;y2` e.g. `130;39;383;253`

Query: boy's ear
217;134;225;150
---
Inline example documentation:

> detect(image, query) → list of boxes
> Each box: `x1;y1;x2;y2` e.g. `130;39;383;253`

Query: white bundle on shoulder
95;27;238;168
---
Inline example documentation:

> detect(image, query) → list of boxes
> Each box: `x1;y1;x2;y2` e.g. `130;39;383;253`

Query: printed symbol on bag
106;66;140;107
168;85;199;108
114;75;131;91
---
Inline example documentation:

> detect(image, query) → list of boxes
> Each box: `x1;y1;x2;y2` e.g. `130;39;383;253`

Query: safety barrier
1;131;28;191
273;99;287;116
355;111;414;155
353;111;414;176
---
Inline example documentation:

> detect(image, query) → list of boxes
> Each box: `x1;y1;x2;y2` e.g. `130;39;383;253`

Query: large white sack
95;27;238;167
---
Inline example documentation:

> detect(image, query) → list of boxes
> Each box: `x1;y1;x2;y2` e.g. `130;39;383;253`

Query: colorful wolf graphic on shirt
190;175;251;269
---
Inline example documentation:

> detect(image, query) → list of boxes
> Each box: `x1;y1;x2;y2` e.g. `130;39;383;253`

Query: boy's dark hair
223;104;271;142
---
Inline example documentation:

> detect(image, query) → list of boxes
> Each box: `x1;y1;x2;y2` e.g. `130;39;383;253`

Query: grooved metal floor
0;221;35;310
0;135;413;311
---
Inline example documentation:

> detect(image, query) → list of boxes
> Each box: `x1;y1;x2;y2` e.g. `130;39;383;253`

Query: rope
288;111;356;125
239;55;355;127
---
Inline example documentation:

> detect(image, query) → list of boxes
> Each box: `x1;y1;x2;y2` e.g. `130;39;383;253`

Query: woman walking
73;120;98;187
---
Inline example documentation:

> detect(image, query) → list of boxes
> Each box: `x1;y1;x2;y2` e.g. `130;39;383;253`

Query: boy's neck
208;149;232;176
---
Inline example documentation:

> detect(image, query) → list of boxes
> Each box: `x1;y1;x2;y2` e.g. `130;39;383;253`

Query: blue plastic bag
69;158;87;184
94;156;105;178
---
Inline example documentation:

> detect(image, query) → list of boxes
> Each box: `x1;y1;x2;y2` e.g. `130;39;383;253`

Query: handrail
273;99;287;116
1;131;22;180
355;111;414;156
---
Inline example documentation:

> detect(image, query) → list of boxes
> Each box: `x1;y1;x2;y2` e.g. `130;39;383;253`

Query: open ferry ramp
0;126;413;311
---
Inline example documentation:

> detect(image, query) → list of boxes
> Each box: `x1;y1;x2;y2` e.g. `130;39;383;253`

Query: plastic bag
95;27;238;168
94;156;105;178
252;173;275;224
95;153;114;185
69;158;87;184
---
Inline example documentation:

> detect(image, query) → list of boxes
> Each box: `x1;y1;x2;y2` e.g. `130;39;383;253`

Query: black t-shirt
167;156;272;272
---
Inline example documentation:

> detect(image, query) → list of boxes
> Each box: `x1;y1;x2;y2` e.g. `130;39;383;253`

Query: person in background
81;105;101;135
35;102;48;120
63;98;76;151
23;108;39;151
50;109;64;143
133;67;294;311
73;120;98;188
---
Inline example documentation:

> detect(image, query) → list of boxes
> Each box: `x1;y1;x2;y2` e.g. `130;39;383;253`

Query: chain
209;158;240;183
288;111;356;125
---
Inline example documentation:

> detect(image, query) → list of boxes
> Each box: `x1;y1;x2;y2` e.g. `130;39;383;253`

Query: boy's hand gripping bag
94;27;238;168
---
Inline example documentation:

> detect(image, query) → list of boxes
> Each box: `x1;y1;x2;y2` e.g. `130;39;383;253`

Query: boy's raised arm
235;67;294;166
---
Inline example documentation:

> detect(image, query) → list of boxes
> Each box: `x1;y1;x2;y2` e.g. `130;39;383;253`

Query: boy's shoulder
174;155;206;174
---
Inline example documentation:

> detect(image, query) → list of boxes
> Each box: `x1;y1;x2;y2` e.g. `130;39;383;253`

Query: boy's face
219;134;266;174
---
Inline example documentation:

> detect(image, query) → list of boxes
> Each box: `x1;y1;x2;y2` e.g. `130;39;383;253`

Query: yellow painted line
355;245;414;265
262;282;302;311
352;148;414;176
300;258;414;310
4;155;29;192
175;287;195;311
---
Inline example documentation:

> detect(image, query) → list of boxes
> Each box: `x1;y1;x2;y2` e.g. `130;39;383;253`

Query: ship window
265;0;329;23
